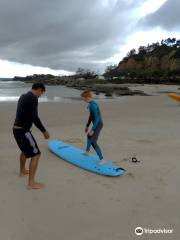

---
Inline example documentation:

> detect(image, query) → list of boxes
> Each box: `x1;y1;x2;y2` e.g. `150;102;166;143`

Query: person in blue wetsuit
81;90;105;165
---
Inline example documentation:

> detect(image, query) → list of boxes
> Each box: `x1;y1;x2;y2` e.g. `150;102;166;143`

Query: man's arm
33;104;50;139
33;110;46;132
31;100;46;132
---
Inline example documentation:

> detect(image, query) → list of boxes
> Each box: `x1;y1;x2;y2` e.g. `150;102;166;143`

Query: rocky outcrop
104;39;180;82
118;50;180;75
13;75;147;96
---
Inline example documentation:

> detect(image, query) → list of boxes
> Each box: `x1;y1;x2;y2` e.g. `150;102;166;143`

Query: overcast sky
0;0;180;77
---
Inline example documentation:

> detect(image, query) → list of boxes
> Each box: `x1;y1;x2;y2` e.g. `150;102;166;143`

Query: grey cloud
141;0;180;30
0;0;146;72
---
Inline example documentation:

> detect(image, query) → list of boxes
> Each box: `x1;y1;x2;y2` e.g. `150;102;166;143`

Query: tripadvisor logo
135;227;143;236
135;226;173;236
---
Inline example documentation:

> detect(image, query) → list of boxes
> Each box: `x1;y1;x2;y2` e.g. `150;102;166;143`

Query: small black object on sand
132;157;140;163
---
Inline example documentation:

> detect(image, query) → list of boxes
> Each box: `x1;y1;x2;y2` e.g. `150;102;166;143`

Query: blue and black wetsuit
86;100;103;160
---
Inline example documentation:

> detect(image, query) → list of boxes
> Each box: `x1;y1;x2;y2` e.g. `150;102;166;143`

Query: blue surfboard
48;139;125;177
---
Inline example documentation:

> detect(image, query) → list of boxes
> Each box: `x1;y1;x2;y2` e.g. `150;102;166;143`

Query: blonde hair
81;90;92;99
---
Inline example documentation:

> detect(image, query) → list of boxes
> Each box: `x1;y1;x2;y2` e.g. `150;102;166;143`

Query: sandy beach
0;86;179;239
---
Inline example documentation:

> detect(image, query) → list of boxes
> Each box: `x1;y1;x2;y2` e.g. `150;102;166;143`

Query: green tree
127;48;136;57
105;64;117;74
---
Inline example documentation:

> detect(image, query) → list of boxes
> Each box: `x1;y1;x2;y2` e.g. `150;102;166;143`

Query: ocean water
0;79;106;102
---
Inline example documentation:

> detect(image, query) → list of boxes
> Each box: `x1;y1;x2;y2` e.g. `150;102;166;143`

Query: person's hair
32;83;46;92
81;90;92;99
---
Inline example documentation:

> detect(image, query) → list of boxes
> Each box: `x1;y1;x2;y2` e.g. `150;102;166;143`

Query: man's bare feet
99;159;106;165
19;169;29;177
27;182;45;190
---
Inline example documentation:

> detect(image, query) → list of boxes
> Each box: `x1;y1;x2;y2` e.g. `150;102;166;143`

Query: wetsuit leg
86;135;92;152
86;123;103;160
91;141;103;160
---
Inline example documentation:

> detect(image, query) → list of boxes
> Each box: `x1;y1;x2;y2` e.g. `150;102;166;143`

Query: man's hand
43;131;50;139
85;126;89;133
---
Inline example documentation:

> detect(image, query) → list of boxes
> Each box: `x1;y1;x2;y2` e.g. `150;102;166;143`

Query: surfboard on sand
168;93;180;102
48;139;125;177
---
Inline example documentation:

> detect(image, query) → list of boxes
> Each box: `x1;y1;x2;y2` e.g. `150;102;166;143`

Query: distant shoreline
0;78;13;81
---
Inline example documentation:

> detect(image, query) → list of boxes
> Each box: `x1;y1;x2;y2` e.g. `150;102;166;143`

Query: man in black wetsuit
13;83;50;190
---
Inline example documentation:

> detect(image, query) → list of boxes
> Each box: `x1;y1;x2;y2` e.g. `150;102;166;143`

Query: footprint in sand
122;158;130;162
136;139;153;144
154;195;161;200
132;208;139;216
126;172;135;179
122;157;141;163
128;138;153;144
158;177;167;186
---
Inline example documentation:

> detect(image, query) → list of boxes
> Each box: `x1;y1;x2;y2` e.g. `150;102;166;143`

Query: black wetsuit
13;91;46;158
14;91;46;132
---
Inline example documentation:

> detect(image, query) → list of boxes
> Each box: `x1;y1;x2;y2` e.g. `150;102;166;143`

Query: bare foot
27;182;45;190
99;159;106;165
82;151;89;157
19;170;29;177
